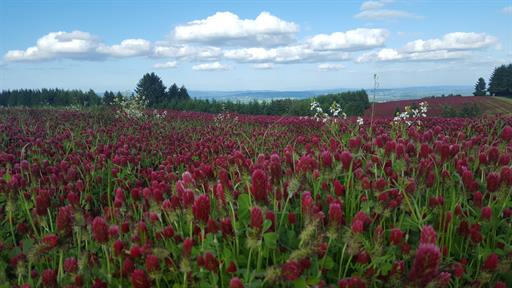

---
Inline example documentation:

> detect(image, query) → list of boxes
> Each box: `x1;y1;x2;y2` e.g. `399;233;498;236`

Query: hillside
364;96;512;117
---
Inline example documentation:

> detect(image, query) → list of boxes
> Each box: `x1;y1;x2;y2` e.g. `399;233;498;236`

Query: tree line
473;64;512;96
0;88;101;107
0;72;370;116
162;90;370;116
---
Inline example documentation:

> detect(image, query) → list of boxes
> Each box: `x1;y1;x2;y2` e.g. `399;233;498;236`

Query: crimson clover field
0;108;511;287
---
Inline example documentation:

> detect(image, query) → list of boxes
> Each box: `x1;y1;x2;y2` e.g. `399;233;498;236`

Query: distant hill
188;85;473;102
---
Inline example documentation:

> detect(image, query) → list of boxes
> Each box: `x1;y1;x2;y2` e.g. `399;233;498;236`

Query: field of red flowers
0;108;511;288
364;96;512;117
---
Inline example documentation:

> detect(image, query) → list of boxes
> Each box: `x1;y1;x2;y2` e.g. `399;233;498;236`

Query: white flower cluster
310;101;328;120
114;94;148;120
357;117;364;125
152;109;168;120
64;104;83;111
393;101;428;126
214;111;239;126
310;100;347;123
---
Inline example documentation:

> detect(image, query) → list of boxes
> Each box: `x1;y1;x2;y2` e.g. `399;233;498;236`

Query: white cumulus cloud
356;31;498;63
306;28;388;51
223;46;350;64
3;13;392;68
376;48;403;61
97;39;151;57
4;31;99;62
355;0;420;20
357;48;470;62
153;45;222;61
173;11;298;46
318;63;344;71
192;62;231;71
4;31;153;62
153;61;177;69
406;50;470;61
404;32;498;52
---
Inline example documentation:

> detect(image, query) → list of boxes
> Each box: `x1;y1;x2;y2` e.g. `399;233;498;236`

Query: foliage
166;83;190;103
473;77;487;96
488;64;512;97
103;91;114;105
135;72;167;107
0;108;510;287
0;88;101;107
163;90;370;116
441;105;457;118
134;73;190;107
441;103;482;118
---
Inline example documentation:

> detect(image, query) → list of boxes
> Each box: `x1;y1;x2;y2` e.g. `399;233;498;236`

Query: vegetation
0;108;510;287
488;64;512;97
0;88;101;107
102;91;124;106
159;90;370;116
135;73;191;106
134;72;368;116
441;103;482;118
473;77;487;96
0;88;368;116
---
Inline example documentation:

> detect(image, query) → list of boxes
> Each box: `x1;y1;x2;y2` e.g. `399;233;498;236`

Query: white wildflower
393;101;428;126
114;94;148;120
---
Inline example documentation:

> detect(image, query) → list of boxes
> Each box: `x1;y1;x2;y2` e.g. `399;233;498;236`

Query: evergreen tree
0;88;100;107
488;64;512;96
178;85;190;101
103;91;114;105
85;89;98;106
135;72;167;106
168;83;180;101
115;92;124;103
473;77;486;96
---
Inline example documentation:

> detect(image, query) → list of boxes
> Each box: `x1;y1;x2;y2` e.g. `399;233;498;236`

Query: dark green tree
178;85;190;101
103;91;114;105
135;72;167;106
488;64;512;96
0;88;100;107
473;77;486;96
115;91;123;103
85;89;98;106
167;83;180;101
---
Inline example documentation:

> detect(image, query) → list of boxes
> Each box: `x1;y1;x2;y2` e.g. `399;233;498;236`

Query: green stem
23;198;39;238
342;256;353;278
245;248;253;283
57;249;64;283
337;242;347;279
8;208;16;245
103;245;111;283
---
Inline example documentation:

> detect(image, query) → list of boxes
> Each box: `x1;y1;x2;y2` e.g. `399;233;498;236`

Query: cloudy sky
0;0;511;91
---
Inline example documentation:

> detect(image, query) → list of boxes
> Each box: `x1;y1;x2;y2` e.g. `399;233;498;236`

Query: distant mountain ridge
189;85;473;103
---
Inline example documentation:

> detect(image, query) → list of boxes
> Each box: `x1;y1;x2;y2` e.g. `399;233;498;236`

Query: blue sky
1;0;511;91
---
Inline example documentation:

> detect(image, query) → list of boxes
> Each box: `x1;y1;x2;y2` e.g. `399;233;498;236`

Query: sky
0;0;511;92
